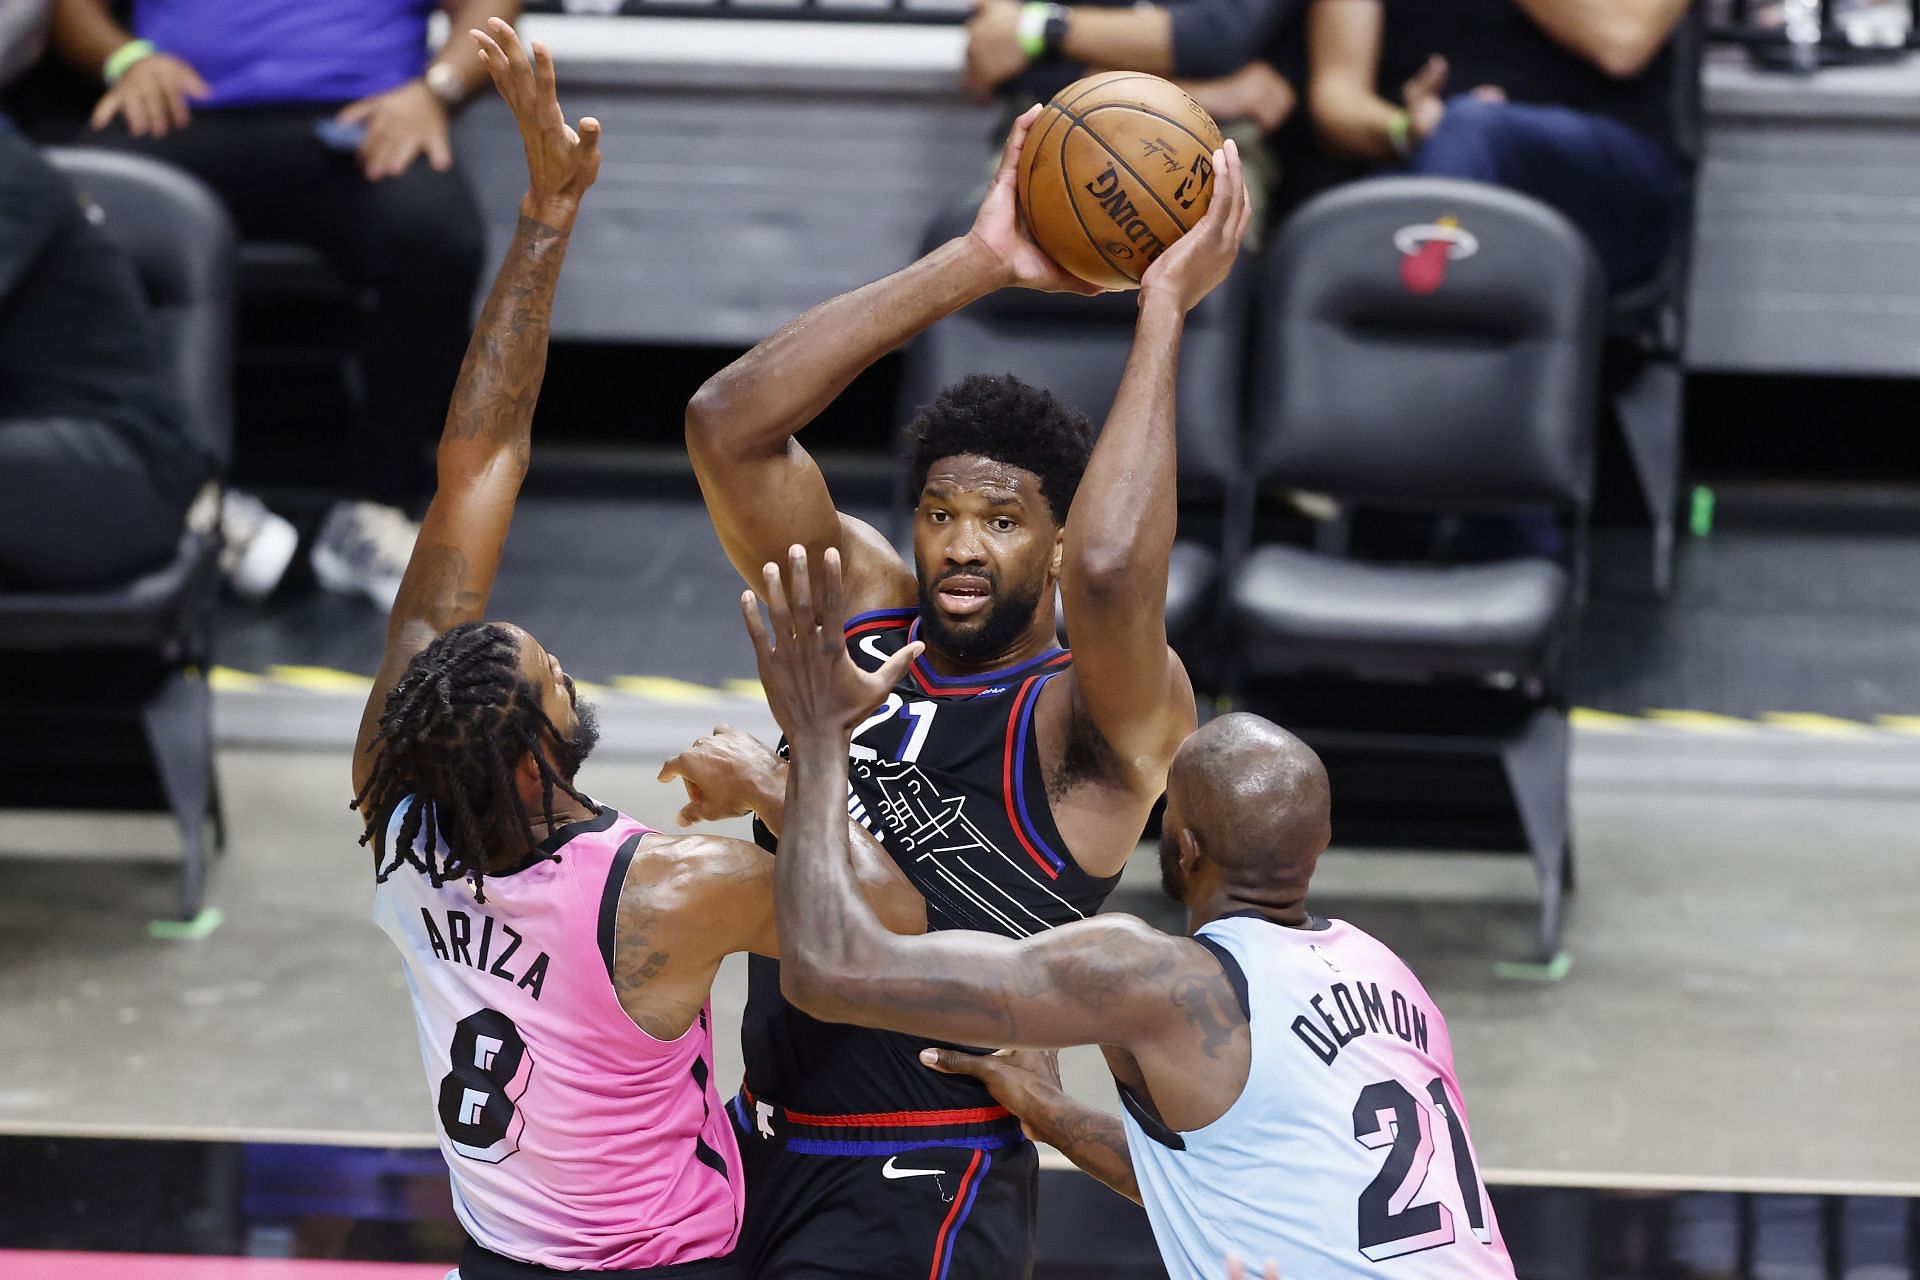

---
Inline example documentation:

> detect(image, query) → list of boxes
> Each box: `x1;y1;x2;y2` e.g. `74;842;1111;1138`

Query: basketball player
744;545;1518;1280
669;113;1250;1278
349;23;924;1278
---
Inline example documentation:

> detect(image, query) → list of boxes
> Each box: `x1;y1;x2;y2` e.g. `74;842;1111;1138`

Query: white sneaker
217;489;299;601
311;500;417;612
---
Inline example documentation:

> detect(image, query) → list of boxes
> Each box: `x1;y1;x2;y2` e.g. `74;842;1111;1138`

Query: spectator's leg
84;110;328;235
312;159;486;509
1412;97;1688;288
0;418;190;590
88;108;480;505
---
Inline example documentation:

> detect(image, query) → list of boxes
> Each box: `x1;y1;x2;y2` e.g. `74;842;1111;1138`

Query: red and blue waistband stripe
930;1150;990;1280
732;1088;1026;1157
1001;672;1069;878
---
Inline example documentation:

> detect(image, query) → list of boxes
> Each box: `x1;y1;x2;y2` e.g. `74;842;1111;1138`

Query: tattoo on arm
1045;1103;1142;1204
612;898;686;1041
443;215;568;466
1170;971;1241;1060
392;544;482;638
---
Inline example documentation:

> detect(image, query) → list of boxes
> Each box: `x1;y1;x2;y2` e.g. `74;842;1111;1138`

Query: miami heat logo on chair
1394;214;1480;296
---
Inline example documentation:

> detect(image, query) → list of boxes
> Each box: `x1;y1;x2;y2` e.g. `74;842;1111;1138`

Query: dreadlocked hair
351;621;590;903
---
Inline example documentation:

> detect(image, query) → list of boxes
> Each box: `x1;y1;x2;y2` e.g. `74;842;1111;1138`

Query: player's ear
1178;826;1203;878
514;746;545;793
1049;525;1065;578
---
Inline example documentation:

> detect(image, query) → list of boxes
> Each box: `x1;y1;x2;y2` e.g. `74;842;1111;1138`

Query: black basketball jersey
744;607;1123;1116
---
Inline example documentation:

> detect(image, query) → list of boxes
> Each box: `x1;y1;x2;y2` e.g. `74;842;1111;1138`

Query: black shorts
729;1091;1037;1280
458;1239;741;1279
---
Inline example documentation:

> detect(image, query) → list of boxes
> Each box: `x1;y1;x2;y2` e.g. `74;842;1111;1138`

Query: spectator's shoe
217;489;300;602
311;500;417;613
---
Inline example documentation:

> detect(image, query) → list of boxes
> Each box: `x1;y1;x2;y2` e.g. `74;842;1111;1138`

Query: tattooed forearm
1025;1091;1142;1204
441;215;571;469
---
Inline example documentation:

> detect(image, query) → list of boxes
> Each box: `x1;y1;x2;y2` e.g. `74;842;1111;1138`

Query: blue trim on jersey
844;607;919;631
906;619;1068;689
937;1151;991;1280
1011;671;1068;873
782;1132;1026;1158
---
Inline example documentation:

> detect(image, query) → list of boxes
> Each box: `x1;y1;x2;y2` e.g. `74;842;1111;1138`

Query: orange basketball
1016;72;1225;290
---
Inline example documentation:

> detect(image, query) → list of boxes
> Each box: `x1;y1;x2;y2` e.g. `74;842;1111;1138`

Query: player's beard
916;568;1046;665
1158;828;1188;904
559;699;601;781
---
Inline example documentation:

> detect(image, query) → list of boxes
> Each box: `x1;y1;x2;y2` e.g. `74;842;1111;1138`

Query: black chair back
1250;178;1604;513
44;148;236;473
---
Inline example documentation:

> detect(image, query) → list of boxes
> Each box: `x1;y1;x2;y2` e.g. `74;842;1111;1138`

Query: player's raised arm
1056;140;1251;790
352;18;599;798
746;547;1231;1054
683;105;1099;605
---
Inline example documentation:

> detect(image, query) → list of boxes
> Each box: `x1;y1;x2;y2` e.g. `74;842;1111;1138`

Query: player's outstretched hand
1139;138;1251;313
969;105;1105;298
743;546;923;747
470;18;601;222
658;726;783;827
1225;1257;1281;1280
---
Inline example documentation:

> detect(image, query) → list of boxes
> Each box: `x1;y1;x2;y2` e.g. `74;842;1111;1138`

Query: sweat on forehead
923;456;1045;497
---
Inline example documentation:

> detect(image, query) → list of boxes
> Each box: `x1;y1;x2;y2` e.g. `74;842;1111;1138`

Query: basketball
1017;72;1226;290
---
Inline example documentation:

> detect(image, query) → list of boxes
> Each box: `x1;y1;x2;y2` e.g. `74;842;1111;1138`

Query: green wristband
1017;2;1051;60
1387;108;1414;159
104;38;156;86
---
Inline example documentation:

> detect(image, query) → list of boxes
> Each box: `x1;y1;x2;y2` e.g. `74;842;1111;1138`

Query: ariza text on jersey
1290;977;1430;1066
417;908;551;1000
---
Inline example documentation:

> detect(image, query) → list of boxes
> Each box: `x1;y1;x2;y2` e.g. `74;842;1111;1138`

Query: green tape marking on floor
149;907;224;941
1690;485;1715;538
1494;952;1572;982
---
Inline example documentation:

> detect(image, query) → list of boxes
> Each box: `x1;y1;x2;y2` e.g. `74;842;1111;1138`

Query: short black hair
908;374;1094;525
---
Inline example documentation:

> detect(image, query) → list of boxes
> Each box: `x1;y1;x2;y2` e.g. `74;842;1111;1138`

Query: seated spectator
963;0;1304;232
0;106;214;591
1307;0;1690;288
47;0;518;609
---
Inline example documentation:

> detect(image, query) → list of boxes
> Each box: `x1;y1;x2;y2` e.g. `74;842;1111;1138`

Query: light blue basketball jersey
1117;914;1513;1280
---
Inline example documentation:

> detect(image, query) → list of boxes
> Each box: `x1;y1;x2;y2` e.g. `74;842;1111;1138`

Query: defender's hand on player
921;1046;1066;1140
471;18;602;223
969;105;1106;297
658;726;785;827
743;546;922;747
1138;138;1249;313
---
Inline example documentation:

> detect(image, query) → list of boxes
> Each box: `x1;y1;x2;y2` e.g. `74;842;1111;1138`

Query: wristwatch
1041;4;1070;59
425;62;466;108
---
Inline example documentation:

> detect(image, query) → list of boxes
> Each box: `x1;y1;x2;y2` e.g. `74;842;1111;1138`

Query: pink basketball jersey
371;799;743;1270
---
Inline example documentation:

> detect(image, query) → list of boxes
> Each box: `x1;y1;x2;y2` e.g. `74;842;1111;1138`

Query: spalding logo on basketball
1017;72;1224;290
1394;215;1479;296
